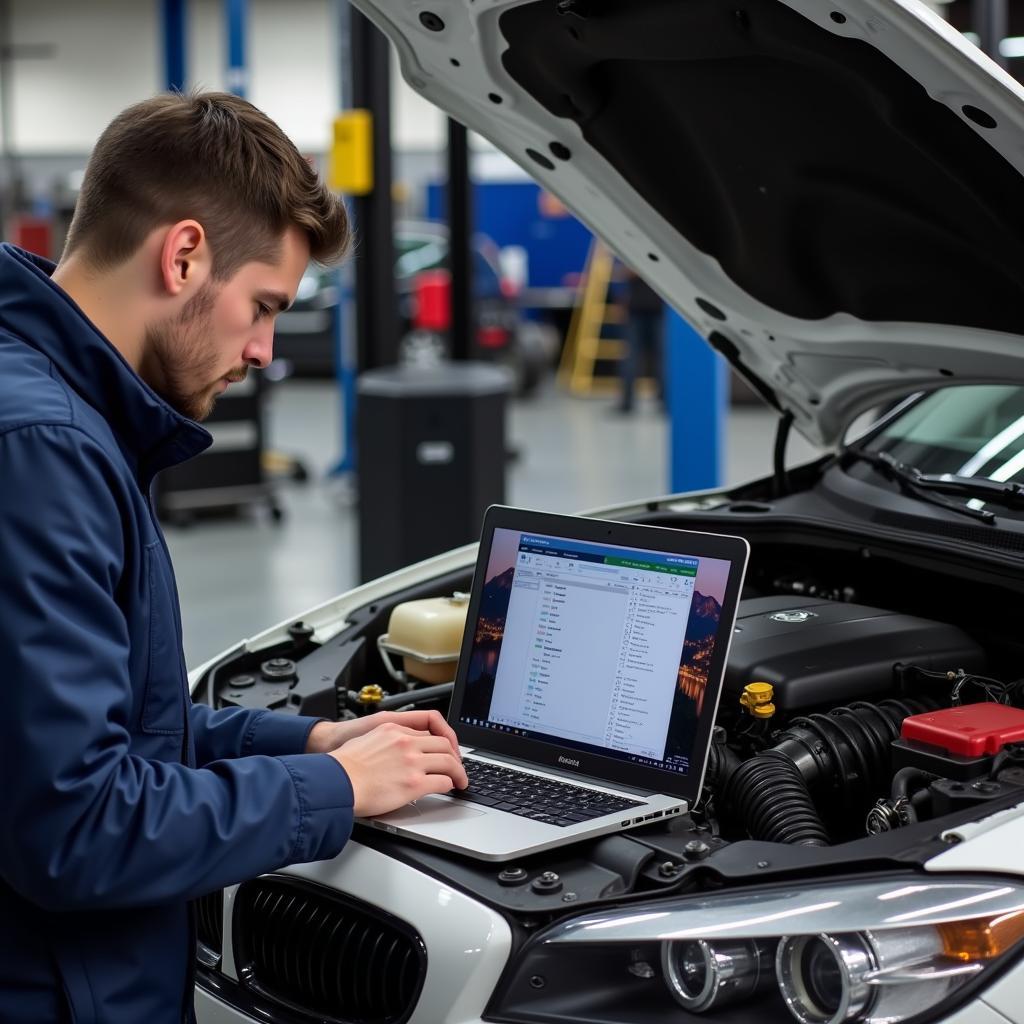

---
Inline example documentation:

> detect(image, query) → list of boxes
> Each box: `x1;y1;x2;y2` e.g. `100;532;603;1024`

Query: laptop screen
457;527;733;779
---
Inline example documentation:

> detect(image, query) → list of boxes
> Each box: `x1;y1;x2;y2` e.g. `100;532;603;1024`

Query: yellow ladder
558;238;627;396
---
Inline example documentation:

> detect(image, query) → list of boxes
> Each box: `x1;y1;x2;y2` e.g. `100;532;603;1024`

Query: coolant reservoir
378;593;470;684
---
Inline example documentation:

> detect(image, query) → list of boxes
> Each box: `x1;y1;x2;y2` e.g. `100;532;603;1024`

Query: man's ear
158;220;211;298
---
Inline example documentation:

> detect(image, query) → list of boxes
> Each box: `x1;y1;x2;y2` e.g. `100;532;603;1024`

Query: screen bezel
447;505;749;802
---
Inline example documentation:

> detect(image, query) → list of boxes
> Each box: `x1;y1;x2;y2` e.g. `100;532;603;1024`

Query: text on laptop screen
459;529;732;776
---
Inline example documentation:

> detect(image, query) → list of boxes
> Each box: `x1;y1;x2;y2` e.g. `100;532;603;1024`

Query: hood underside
351;0;1024;445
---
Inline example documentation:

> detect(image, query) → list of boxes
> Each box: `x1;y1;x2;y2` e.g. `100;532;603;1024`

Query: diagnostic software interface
459;529;732;776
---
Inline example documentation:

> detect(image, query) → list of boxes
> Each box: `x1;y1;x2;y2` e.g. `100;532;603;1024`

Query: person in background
0;91;467;1024
617;266;665;414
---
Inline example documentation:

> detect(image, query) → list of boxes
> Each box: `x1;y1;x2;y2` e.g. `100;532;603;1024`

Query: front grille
195;889;224;966
233;876;426;1024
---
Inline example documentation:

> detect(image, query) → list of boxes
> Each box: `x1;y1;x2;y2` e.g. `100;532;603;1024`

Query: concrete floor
166;379;825;668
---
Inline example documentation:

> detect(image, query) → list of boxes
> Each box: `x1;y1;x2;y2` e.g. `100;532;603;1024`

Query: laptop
366;505;748;861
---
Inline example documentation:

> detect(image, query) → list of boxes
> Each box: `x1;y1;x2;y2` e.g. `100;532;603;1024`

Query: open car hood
349;0;1024;445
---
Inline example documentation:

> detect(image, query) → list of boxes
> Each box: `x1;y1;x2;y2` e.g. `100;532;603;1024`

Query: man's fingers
336;719;471;815
417;753;468;789
428;713;462;758
417;771;469;798
392;712;461;758
388;722;430;736
412;734;458;755
369;726;454;755
399;724;460;757
393;710;460;756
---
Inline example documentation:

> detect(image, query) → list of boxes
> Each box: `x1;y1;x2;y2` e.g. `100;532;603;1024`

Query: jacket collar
0;244;211;476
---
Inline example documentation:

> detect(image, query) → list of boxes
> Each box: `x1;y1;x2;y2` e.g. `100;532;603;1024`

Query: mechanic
0;91;468;1024
616;265;664;415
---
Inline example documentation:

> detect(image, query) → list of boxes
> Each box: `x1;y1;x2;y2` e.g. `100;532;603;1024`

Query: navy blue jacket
0;244;355;1023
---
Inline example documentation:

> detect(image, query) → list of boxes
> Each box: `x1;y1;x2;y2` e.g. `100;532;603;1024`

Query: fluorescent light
958;413;1024;476
989;445;1024;483
1000;36;1024;58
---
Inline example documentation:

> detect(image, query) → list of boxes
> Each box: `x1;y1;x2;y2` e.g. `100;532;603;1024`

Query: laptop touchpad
377;795;488;824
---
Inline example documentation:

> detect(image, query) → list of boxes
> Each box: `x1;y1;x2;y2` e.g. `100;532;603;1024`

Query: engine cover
724;596;985;711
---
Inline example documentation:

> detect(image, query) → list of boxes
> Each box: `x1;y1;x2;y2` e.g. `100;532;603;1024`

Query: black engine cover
724;596;985;711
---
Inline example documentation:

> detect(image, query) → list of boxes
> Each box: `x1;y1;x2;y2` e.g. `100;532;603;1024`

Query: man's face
143;226;310;421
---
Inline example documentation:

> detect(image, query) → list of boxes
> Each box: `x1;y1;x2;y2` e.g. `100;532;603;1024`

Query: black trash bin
154;373;281;526
357;362;511;581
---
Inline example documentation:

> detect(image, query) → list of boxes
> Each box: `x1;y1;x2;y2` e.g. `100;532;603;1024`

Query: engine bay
190;513;1024;1024
194;514;1024;903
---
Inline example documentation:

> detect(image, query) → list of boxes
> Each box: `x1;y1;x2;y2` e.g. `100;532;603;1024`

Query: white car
195;2;1024;1023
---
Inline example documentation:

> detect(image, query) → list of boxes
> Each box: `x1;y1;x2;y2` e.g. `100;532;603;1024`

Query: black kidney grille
196;889;224;961
234;877;425;1024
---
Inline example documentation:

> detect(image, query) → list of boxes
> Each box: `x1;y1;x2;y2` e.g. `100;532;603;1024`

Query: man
0;92;467;1023
616;267;664;414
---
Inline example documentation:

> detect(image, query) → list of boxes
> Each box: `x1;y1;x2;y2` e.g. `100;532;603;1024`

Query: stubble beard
145;281;228;422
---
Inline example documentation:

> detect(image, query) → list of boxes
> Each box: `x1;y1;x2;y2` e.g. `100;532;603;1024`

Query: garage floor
167;379;825;668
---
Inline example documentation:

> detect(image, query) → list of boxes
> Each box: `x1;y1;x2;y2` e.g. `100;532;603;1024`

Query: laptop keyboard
448;758;644;827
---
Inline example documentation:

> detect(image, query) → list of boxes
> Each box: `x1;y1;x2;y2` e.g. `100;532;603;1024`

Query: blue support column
331;261;358;475
225;0;248;97
665;308;727;492
162;0;187;92
329;0;358;477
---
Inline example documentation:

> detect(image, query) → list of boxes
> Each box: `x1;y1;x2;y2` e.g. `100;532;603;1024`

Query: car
193;3;1024;1024
274;219;553;394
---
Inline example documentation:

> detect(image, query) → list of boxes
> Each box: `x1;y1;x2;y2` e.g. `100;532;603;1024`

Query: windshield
867;387;1024;478
857;385;1024;517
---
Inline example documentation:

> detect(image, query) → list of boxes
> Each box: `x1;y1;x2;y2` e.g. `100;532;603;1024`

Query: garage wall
3;0;444;155
2;0;952;185
4;0;954;158
8;0;162;153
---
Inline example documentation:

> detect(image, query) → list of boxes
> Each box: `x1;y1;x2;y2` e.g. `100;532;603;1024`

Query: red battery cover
901;703;1024;757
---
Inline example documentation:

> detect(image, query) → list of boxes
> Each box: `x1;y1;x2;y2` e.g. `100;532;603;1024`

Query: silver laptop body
365;506;749;862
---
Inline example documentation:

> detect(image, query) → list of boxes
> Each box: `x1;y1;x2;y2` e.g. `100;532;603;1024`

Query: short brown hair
64;91;349;278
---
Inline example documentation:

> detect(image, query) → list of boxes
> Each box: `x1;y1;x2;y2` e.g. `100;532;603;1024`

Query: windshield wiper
911;470;1024;507
840;449;1001;523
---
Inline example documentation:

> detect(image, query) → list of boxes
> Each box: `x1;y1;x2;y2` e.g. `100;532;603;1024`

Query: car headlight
662;937;775;1011
488;878;1024;1024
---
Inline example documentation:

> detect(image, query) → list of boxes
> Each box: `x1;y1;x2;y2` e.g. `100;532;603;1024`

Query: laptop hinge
463;748;657;797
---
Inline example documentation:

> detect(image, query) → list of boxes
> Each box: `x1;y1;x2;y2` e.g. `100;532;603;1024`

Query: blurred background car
273;219;554;395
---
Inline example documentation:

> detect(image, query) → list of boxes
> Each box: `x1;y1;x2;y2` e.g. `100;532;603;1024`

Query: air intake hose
723;752;829;846
724;698;934;846
704;726;742;792
772;699;933;808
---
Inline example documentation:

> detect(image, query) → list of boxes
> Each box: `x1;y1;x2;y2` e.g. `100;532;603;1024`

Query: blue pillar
162;0;187;92
331;263;358;475
225;0;248;97
330;0;358;476
665;308;727;492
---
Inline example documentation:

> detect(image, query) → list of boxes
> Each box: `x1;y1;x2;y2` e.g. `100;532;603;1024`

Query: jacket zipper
146;492;198;1024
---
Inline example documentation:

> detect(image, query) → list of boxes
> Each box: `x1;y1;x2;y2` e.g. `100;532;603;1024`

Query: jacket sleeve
0;424;354;912
188;704;324;765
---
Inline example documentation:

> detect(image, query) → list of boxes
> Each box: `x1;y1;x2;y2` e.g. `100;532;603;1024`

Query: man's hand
306;710;461;759
330;722;469;817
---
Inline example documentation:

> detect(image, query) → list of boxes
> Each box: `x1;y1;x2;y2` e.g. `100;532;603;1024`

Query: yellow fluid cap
741;681;776;717
357;684;384;705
